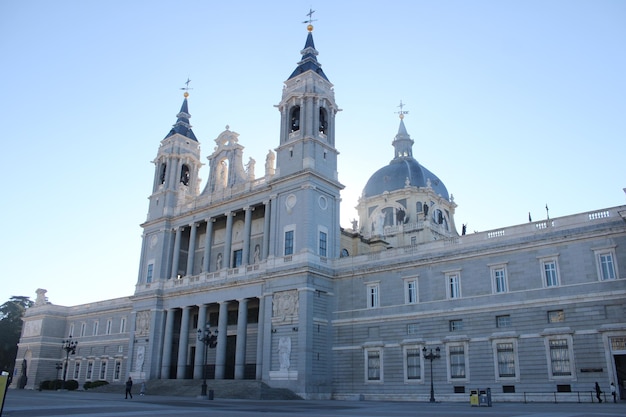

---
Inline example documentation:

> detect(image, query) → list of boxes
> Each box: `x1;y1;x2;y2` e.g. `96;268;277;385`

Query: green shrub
64;379;79;390
84;380;109;390
39;379;70;390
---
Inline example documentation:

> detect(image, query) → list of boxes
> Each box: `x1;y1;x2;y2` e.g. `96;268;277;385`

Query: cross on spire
396;100;409;119
303;8;317;25
303;8;317;31
180;78;193;97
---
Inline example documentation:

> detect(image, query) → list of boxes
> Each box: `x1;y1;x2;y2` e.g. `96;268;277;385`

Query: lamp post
197;324;218;398
422;346;440;403
55;362;63;380
61;336;77;390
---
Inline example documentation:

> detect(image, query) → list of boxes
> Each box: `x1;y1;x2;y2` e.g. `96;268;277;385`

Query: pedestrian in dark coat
595;382;602;403
125;377;133;399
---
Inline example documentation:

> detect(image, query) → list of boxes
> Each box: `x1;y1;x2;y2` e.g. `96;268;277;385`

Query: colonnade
169;200;272;279
160;297;263;380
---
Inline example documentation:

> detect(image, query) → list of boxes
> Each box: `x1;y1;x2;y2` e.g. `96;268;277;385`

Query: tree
0;296;33;373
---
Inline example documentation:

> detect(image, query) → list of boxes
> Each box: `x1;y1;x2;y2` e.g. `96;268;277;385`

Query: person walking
595;381;602;403
610;382;616;403
140;381;146;396
125;376;133;399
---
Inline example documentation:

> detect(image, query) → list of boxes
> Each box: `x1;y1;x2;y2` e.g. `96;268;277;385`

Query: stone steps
89;379;301;400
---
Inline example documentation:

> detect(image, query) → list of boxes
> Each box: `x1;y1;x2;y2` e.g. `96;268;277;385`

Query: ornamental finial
396;100;409;120
180;78;192;97
303;8;317;32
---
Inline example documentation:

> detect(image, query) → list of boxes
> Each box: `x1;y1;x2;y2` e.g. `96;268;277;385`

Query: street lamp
422;346;440;403
197;324;218;398
61;336;77;390
55;362;63;380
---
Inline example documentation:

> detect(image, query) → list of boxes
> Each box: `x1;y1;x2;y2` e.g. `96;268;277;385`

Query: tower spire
392;101;414;159
288;9;328;81
164;80;197;141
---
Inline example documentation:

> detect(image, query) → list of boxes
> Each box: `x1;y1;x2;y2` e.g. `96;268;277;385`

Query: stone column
160;308;176;378
255;297;265;380
193;304;207;379
186;223;197;276
176;306;191;379
214;301;229;379
170;227;182;279
202;219;214;273
262;200;271;259
223;212;234;269
242;207;253;266
234;298;248;379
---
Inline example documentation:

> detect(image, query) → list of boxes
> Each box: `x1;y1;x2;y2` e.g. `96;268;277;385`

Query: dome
361;117;449;200
362;157;449;199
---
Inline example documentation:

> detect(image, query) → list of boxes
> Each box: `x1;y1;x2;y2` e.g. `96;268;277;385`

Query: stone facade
14;25;626;402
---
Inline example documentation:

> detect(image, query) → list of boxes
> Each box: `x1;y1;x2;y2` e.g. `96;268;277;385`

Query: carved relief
135;310;151;336
272;290;299;321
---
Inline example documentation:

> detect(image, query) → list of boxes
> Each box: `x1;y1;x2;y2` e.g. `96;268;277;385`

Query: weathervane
303;8;317;31
396;100;409;120
180;78;193;97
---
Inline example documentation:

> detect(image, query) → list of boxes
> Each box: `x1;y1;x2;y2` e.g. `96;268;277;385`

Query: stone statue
246;157;256;180
278;336;291;371
135;346;145;372
34;289;48;307
265;150;275;177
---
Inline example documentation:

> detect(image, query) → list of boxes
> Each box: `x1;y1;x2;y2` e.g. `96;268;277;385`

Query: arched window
416;201;423;213
160;163;167;184
340;248;349;258
180;164;190;186
319;108;328;134
290;106;300;132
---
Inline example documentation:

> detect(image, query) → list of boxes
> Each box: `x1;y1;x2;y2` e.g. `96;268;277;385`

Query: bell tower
269;17;344;260
275;21;340;181
147;91;202;220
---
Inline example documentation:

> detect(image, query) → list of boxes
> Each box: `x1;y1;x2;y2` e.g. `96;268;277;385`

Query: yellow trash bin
470;389;479;406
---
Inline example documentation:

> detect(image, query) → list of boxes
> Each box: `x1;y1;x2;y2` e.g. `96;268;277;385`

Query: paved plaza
2;390;625;417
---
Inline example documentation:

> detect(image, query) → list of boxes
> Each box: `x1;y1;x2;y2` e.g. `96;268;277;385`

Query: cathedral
14;22;626;402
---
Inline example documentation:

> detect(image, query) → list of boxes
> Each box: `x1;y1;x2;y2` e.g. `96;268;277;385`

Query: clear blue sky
1;1;624;307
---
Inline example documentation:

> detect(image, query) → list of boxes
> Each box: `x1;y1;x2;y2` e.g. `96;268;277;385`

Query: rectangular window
449;319;463;331
496;342;516;377
68;324;75;337
405;279;418;304
120;318;126;333
86;361;93;380
367;283;379;308
596;251;617;281
496;315;511;328
447;273;461;299
100;361;107;380
284;230;294;256
405;348;421;380
74;362;81;379
80;323;86;337
146;263;153;283
541;258;560;287
492;267;508;293
407;323;419;335
548;310;564;323
449;345;466;379
114;361;121;380
232;249;242;268
319;231;327;257
366;349;381;381
106;320;112;335
549;339;571;376
93;321;99;336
